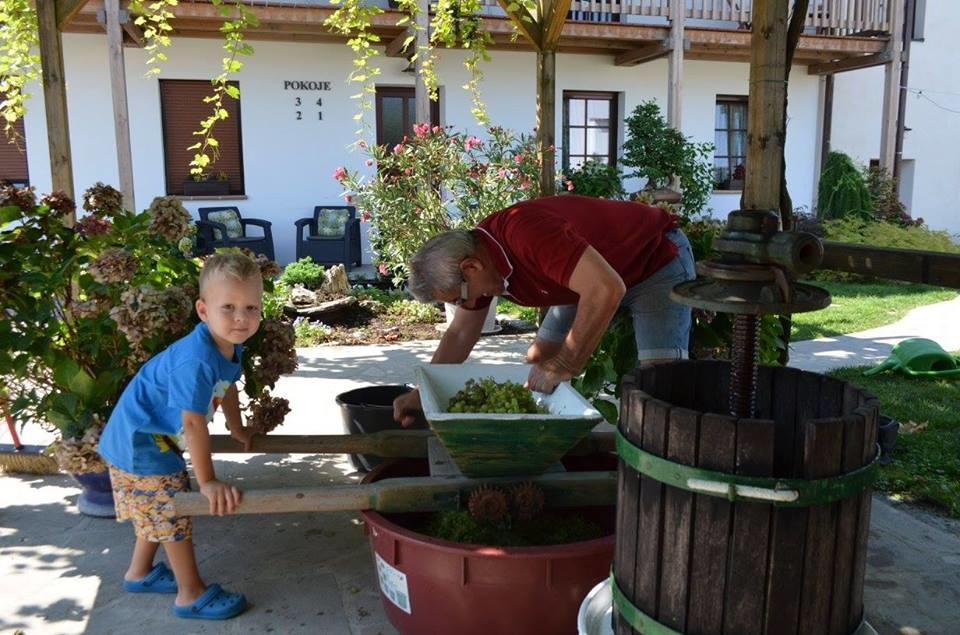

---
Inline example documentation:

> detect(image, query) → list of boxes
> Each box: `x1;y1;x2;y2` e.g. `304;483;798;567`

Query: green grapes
447;378;548;415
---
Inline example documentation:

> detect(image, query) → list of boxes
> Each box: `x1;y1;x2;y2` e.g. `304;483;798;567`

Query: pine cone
467;485;509;524
510;482;545;521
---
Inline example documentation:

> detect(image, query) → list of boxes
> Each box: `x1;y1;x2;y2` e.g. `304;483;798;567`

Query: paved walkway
1;298;958;634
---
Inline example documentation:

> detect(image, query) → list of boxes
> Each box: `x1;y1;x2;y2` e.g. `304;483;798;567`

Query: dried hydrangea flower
76;215;113;237
256;254;282;280
247;392;290;435
88;248;138;284
39;191;76;218
147;196;191;243
0;185;37;211
251;319;298;389
82;182;124;216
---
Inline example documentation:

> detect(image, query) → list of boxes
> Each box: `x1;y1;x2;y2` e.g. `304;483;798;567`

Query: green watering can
864;338;960;378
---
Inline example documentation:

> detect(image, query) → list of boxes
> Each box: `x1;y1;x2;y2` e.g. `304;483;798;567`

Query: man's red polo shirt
468;195;679;309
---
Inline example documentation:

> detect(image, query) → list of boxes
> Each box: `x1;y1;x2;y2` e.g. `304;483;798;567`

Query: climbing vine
128;0;179;76
0;0;40;145
186;0;259;180
325;0;497;137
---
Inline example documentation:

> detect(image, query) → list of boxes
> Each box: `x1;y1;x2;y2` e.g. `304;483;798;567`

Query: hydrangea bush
0;184;296;471
335;124;542;285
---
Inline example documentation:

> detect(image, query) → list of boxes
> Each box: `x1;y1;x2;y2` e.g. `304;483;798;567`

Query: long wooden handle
174;471;617;516
208;429;616;457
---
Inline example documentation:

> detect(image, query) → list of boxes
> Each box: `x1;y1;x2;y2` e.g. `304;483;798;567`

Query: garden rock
320;264;351;297
285;296;358;323
289;285;318;307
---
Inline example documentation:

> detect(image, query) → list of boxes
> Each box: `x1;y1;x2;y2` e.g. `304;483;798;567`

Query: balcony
66;0;896;65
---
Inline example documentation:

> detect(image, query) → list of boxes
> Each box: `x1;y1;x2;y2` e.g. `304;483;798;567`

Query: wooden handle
174;471;617;516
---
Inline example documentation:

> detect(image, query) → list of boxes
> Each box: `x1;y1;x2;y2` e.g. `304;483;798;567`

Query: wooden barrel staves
613;360;880;635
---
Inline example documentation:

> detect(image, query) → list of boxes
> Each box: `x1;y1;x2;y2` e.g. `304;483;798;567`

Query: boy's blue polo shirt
98;322;243;476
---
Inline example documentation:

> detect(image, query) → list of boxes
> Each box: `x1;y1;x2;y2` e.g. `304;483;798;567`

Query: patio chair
195;206;275;261
294;205;362;270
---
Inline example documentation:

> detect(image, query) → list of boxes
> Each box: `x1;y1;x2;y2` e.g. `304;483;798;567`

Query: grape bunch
447;378;548;414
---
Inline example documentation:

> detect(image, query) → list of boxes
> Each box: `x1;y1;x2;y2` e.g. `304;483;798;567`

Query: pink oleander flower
566;181;575;192
360;211;371;222
432;126;442;134
333;166;347;181
498;169;507;178
378;263;389;276
404;168;413;176
514;154;523;164
365;159;374;167
413;122;430;137
464;136;482;151
393;144;404;153
344;194;353;203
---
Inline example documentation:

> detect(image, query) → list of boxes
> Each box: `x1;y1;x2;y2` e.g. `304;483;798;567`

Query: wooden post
413;0;430;125
537;49;556;196
105;0;135;211
667;0;685;129
879;0;905;173
741;0;789;212
36;0;76;216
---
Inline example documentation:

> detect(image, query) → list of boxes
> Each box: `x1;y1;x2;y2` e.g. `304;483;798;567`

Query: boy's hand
230;425;258;452
200;479;243;516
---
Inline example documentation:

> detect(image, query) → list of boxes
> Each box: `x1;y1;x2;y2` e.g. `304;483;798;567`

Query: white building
4;0;949;266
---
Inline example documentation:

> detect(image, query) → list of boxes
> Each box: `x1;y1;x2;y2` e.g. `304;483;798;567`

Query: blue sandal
123;562;177;594
173;583;247;620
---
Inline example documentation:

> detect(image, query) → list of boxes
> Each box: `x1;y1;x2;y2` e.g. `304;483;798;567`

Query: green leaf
593;399;619;424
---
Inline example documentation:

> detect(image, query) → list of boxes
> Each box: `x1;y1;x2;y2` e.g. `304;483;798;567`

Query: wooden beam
56;0;89;29
820;242;960;289
742;0;789;212
384;28;414;58
542;0;572;50
807;50;892;75
37;0;76;211
174;471;617;516
667;0;685;128
614;38;672;67
537;49;556;196
105;0;135;211
880;0;905;173
207;429;617;456
495;0;542;50
121;2;145;48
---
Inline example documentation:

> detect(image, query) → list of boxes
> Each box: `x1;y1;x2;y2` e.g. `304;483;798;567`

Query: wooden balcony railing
483;0;895;36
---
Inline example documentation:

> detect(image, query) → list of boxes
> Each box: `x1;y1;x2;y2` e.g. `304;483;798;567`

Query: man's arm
526;246;625;393
393;305;487;425
182;410;241;515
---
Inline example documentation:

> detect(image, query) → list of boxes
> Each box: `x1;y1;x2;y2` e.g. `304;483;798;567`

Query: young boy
98;252;262;620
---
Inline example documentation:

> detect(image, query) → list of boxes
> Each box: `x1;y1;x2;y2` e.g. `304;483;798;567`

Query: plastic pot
336;385;428;471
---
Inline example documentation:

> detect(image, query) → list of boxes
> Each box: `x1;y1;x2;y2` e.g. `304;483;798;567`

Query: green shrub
621;100;715;215
352;286;408;306
262;280;290;320
293;317;334;346
817;152;873;220
823;217;960;254
863;165;915;225
280;257;326;289
497;299;538;322
384;299;442;325
564;160;626;200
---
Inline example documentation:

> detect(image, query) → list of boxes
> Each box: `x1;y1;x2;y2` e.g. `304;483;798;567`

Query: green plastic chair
864;338;960;378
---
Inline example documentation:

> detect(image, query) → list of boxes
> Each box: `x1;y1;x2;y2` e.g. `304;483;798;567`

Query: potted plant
183;169;232;196
0;184;296;516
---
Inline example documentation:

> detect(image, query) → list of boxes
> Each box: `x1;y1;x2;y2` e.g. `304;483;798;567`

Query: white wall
832;1;960;233
23;34;824;264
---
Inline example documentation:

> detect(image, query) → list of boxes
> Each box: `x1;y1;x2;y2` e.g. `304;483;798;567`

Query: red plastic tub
361;456;616;635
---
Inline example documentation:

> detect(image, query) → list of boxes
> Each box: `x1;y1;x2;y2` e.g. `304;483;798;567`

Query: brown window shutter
0;117;30;186
159;79;245;195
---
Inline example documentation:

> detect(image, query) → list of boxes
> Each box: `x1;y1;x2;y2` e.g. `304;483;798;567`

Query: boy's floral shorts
107;465;193;543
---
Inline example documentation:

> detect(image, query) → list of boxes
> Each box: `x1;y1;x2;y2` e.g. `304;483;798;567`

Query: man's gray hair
408;230;478;303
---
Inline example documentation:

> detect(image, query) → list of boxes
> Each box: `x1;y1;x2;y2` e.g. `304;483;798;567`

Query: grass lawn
791;280;956;341
828;364;960;518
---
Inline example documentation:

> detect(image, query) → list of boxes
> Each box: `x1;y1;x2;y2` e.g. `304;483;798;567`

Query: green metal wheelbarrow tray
864;337;960;378
416;363;604;477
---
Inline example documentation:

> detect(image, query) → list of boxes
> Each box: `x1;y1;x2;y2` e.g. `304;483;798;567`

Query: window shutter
0;118;29;186
159;79;244;195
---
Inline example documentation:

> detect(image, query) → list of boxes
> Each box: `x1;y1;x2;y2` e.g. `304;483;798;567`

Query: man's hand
393;389;423;427
199;479;243;516
230;425;257;452
525;362;574;395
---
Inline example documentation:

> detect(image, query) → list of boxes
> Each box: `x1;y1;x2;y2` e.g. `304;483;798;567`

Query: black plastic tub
336;385;428;471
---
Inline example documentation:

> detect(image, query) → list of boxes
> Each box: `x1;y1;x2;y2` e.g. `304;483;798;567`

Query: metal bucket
578;578;614;635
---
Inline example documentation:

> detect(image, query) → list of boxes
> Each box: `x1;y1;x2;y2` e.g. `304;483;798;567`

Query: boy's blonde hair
199;253;262;294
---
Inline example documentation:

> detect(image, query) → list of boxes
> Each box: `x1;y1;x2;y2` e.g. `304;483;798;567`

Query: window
375;86;440;149
0;117;29;187
912;0;926;41
159;79;245;196
563;91;617;169
714;96;748;191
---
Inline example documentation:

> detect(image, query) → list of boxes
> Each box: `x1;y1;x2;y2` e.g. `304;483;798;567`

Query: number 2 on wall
296;111;302;120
